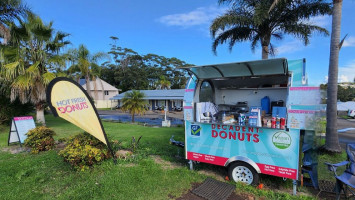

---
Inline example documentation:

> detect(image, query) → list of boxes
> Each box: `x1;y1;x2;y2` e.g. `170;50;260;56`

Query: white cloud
324;75;350;83
343;36;355;47
339;74;349;82
306;15;331;28
324;61;355;83
158;6;225;28
275;40;304;55
339;61;355;83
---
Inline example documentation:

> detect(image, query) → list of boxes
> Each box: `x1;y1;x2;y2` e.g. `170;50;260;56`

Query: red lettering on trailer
238;132;245;141
220;131;227;139
187;152;228;166
187;153;298;180
212;130;218;138
257;163;297;179
229;132;236;140
253;134;259;143
209;124;260;144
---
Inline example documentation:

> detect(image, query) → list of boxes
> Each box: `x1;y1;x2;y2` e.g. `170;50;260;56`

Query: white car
349;110;355;119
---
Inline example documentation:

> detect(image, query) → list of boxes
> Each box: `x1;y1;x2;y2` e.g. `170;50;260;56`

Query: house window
104;91;109;95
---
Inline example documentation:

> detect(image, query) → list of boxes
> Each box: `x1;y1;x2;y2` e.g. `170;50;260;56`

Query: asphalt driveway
337;118;355;148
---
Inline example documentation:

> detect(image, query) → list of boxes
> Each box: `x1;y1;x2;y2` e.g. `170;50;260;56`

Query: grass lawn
0;115;343;199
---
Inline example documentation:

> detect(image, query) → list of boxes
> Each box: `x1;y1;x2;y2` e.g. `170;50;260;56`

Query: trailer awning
178;58;288;80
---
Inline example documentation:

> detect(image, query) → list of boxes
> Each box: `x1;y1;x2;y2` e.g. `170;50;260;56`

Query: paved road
98;109;184;120
337;118;355;148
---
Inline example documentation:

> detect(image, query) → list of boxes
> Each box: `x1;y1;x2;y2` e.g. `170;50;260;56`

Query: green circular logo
272;131;292;149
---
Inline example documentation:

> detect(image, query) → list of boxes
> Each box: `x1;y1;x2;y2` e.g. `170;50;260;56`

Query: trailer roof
178;58;288;80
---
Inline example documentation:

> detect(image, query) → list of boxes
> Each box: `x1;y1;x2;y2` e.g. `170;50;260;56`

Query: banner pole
106;136;117;165
101;126;117;165
46;77;118;165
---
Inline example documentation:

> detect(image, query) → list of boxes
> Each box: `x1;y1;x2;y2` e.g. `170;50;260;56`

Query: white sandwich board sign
8;116;36;146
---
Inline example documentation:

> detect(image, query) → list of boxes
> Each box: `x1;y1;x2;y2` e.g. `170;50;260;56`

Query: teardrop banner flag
46;77;116;163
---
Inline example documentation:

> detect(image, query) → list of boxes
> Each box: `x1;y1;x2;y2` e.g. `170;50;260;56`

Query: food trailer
179;58;321;187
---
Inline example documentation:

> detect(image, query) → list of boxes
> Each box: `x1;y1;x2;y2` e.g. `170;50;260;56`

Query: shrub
0;94;33;125
24;126;56;154
59;132;111;171
130;136;142;153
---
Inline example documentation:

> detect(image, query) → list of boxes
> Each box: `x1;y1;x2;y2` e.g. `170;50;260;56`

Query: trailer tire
228;162;259;185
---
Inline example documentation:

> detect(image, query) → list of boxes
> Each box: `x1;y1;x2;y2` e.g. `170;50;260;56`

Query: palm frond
210;0;331;58
2;61;21;79
42;72;55;85
283;23;329;45
210;11;252;37
268;0;283;13
26;61;40;76
212;26;252;54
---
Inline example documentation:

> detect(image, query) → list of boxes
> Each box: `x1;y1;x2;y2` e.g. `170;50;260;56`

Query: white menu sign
8;116;36;145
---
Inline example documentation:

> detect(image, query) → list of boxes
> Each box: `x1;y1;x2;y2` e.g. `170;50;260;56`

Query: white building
80;78;121;108
110;89;185;111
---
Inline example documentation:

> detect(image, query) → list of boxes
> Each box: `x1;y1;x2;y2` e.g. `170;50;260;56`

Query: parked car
349;110;355;119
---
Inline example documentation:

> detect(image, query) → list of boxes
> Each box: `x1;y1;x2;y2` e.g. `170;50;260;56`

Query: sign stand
8;116;36;146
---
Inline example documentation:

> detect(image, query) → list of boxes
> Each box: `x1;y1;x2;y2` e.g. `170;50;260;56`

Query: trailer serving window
179;58;290;126
199;81;214;102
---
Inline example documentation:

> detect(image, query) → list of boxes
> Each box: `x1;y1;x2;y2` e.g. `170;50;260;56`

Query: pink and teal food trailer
179;58;322;191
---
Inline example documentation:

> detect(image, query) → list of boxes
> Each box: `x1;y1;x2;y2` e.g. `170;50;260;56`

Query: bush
0;94;33;125
59;132;111;171
24;126;56;154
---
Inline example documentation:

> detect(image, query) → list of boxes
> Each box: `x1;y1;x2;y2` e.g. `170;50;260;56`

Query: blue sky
25;0;355;86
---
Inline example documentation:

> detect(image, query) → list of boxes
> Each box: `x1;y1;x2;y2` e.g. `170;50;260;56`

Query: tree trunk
97;77;105;108
261;37;270;59
132;113;135;123
325;0;342;153
36;107;46;125
262;45;269;59
85;75;92;99
98;77;105;100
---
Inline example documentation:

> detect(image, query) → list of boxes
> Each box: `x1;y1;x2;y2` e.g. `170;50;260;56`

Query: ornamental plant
24;126;56;154
59;132;111;171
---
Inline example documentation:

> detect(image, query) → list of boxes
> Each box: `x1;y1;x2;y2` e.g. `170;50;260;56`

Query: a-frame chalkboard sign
8;116;36;146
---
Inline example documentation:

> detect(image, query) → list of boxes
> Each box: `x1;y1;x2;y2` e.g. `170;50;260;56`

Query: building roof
80;78;121;91
110;89;185;100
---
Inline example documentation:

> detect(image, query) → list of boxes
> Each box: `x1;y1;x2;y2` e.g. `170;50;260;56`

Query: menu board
287;110;316;130
288;87;321;105
8;116;36;145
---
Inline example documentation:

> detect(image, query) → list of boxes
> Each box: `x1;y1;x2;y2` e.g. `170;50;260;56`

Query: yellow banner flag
46;77;108;145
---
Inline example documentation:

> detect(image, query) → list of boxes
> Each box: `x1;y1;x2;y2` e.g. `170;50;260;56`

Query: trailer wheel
228;162;259;185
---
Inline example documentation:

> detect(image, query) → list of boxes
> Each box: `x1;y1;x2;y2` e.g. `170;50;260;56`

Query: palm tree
0;14;70;124
0;0;29;44
67;44;108;99
325;0;343;153
155;76;171;90
211;0;331;59
268;0;343;152
121;90;148;123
